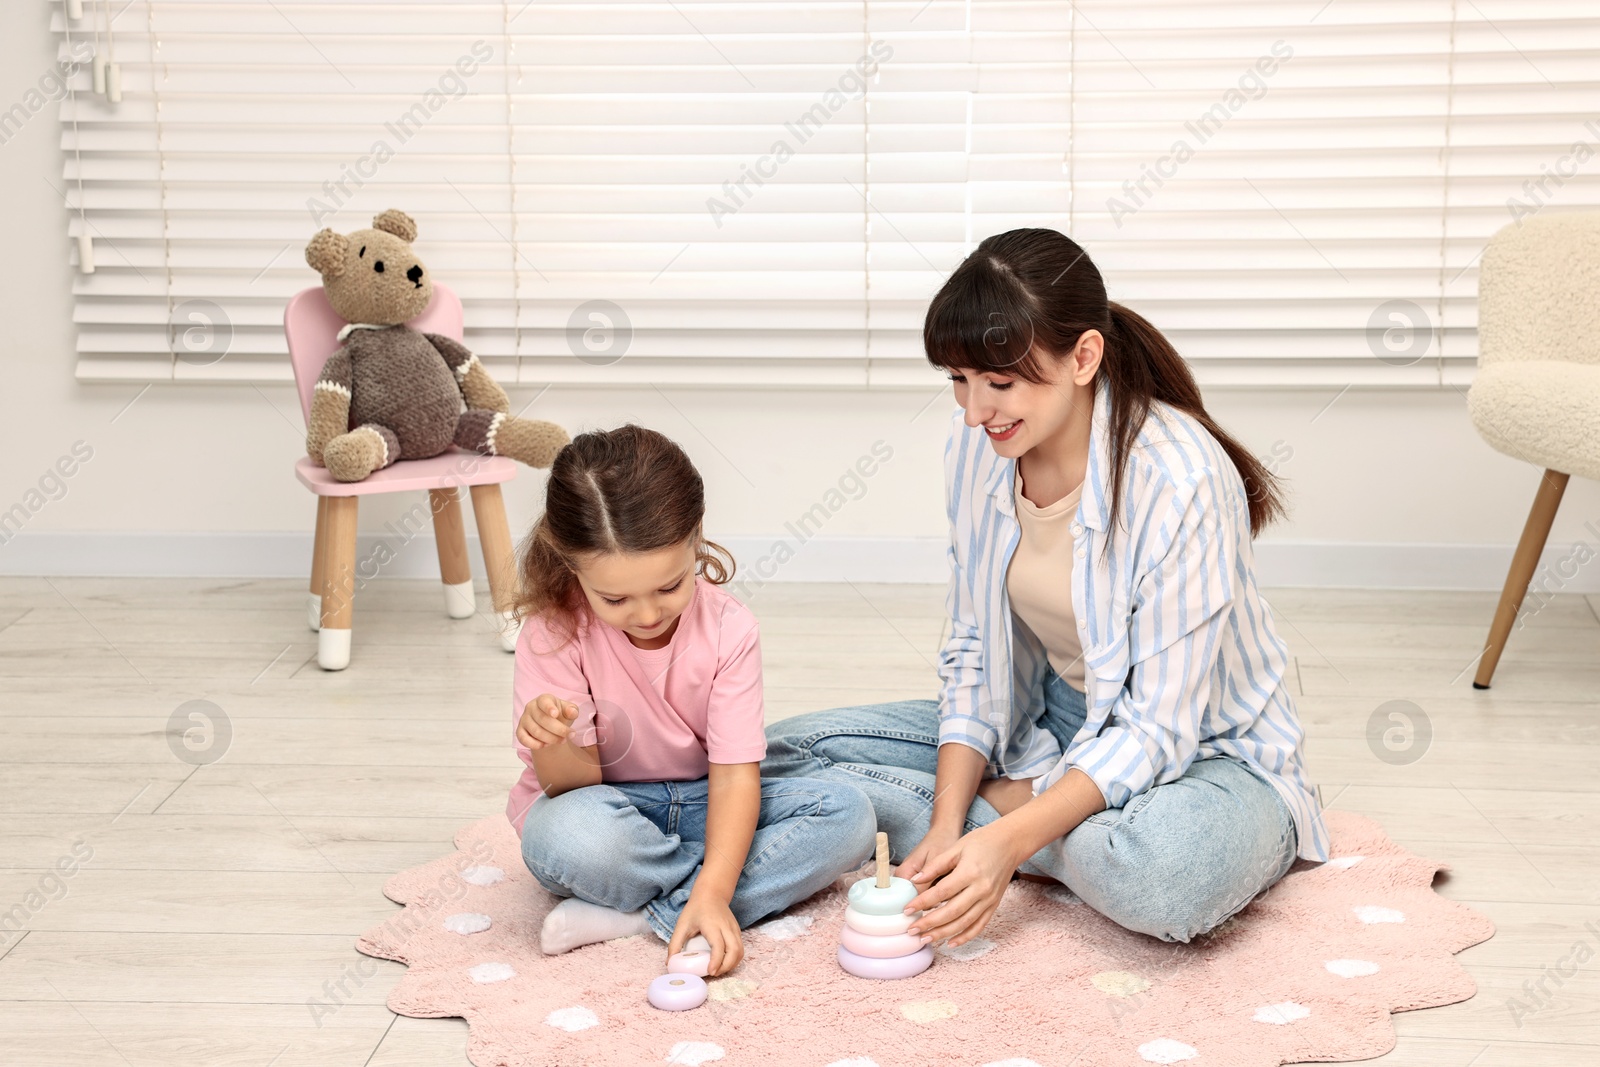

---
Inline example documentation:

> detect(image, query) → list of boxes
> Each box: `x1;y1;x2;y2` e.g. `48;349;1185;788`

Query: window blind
49;1;1600;388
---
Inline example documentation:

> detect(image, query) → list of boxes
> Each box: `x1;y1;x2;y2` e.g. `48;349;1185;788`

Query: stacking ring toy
667;949;710;977
844;906;915;936
837;943;934;980
840;925;926;959
847;867;917;916
647;973;707;1011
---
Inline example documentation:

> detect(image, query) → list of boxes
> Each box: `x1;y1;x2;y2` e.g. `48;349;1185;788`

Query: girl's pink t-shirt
506;576;768;833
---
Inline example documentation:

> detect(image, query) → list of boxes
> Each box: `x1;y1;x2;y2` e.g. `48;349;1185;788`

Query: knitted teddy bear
303;209;568;482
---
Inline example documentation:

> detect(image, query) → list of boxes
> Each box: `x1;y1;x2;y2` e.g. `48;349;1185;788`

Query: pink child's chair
285;282;521;670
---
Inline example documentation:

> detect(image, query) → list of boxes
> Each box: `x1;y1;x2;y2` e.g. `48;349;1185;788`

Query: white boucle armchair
1466;212;1600;689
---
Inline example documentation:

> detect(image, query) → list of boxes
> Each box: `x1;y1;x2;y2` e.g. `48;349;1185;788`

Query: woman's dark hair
512;424;735;645
923;227;1286;539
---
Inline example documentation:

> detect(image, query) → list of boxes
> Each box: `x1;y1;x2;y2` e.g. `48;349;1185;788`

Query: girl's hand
517;693;580;750
903;822;1020;948
895;824;963;883
668;891;744;977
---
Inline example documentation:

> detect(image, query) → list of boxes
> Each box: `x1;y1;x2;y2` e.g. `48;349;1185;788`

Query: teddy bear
302;209;568;482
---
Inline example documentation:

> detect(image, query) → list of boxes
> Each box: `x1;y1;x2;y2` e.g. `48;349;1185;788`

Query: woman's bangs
923;268;1047;382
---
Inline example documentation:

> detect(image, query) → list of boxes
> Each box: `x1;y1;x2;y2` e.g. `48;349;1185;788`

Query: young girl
508;424;874;977
765;228;1328;949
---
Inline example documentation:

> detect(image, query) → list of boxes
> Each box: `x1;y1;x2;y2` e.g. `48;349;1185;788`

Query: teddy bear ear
305;229;350;277
371;209;418;243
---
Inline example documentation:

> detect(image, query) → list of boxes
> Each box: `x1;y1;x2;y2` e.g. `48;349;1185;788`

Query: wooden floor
0;576;1595;1066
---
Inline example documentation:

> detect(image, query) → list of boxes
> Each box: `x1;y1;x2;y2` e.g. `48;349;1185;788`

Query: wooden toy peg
874;831;890;889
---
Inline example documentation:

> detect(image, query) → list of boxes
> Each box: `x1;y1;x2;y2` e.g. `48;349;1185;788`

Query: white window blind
50;1;1600;388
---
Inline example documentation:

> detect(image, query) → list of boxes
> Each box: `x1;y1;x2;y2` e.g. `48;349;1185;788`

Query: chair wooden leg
430;488;475;619
1474;469;1570;689
318;495;359;671
308;496;329;632
469;483;519;652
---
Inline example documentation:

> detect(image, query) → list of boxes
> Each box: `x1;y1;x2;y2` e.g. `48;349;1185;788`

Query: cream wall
4;8;1597;590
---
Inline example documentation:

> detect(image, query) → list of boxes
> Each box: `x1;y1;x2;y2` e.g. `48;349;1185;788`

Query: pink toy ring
844;906;916;936
840;925;926;959
647;973;708;1011
837;944;933;980
667;950;710;977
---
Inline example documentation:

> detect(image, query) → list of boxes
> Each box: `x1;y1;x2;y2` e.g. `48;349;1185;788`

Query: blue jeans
519;776;876;943
762;668;1297;943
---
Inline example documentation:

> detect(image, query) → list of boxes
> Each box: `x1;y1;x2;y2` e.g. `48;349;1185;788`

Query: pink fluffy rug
356;809;1493;1067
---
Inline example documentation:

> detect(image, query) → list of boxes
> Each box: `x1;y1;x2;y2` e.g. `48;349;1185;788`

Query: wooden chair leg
469;483;519;652
1474;469;1570;689
308;496;329;632
430;488;475;619
318;495;359;671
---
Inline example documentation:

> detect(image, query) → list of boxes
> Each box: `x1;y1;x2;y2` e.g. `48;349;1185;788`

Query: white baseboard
1;531;1598;592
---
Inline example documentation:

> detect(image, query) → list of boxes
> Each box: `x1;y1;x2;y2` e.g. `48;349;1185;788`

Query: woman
763;228;1329;949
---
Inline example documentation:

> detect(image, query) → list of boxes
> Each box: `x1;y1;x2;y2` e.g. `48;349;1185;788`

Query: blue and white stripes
937;377;1330;862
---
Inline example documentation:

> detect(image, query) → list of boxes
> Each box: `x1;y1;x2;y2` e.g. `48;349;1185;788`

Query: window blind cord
63;5;93;274
501;0;523;369
1066;1;1076;236
106;0;123;104
1434;0;1460;383
91;0;104;94
145;0;175;370
862;0;871;375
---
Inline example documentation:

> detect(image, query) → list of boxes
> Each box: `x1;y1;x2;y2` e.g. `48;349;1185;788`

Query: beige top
1006;466;1087;693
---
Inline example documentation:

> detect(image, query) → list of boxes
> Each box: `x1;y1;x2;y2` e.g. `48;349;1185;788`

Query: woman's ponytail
1105;302;1286;536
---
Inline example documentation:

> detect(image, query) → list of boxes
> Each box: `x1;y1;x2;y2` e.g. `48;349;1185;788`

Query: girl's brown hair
923;227;1287;541
512;424;735;645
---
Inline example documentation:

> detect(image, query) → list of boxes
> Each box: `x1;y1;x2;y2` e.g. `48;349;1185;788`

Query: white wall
4;6;1598;591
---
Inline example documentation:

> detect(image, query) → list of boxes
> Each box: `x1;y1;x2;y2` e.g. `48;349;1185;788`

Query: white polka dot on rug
460;865;504;886
1353;905;1405;924
664;1041;725;1065
1325;958;1380;978
1137;1038;1197;1063
443;912;491;935
467;962;515;984
1253;1001;1311;1025
937;937;995;961
543;1006;598;1032
900;1000;959;1023
753;913;814;940
1327;855;1365;870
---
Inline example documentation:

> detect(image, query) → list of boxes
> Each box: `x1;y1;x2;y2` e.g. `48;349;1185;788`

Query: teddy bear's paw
493;417;571;469
323;425;396;482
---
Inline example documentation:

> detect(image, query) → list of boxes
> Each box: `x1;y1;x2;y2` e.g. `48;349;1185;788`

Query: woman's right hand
517;693;580;750
895;823;964;883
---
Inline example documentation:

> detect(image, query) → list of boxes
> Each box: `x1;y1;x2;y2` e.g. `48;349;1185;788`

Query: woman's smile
984;419;1022;441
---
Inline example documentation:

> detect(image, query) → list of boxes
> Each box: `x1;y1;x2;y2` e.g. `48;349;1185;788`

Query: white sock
539;898;654;955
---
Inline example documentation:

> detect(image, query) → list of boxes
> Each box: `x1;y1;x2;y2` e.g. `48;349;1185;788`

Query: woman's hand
517;693;580;750
668;890;744;976
903;822;1022;948
894;823;963;884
